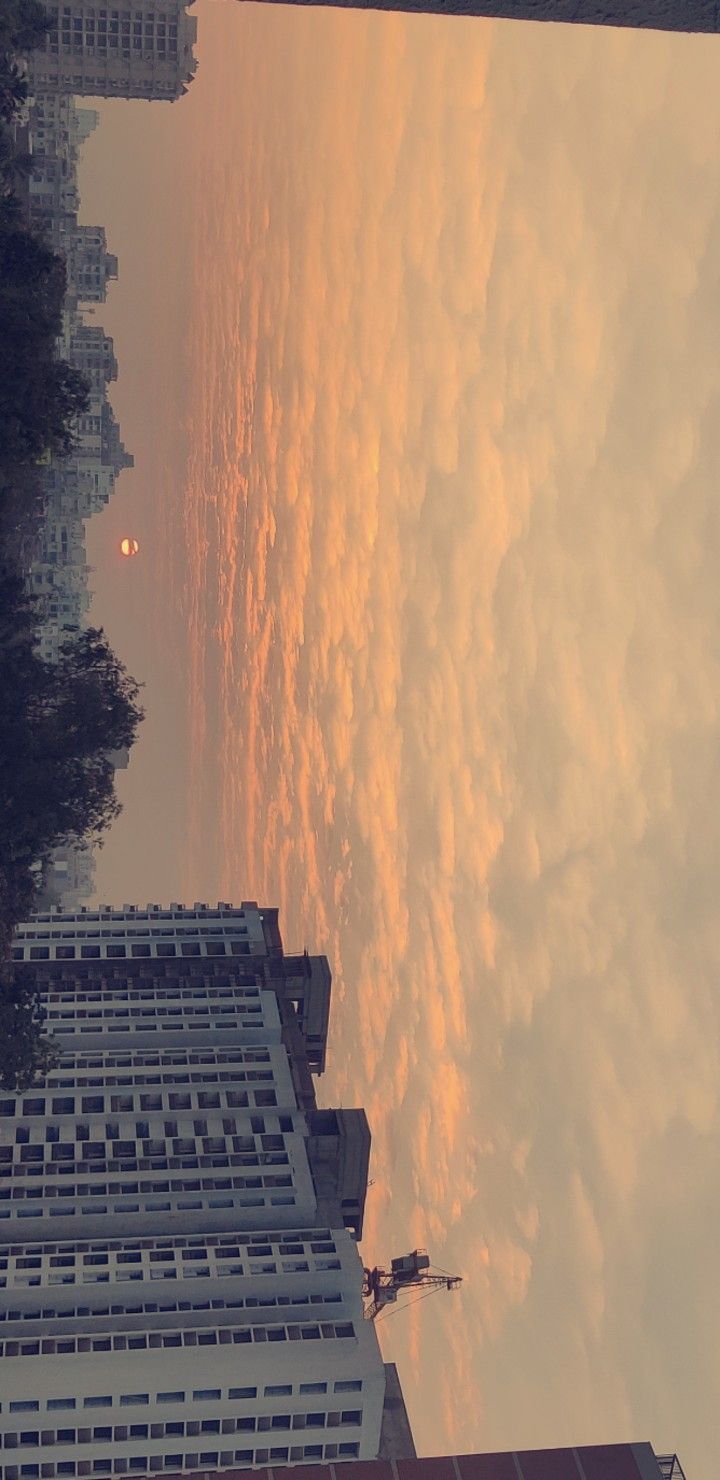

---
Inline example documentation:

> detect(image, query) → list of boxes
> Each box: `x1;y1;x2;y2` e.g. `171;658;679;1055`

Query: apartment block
162;1444;687;1480
28;0;198;101
0;906;388;1480
244;0;720;34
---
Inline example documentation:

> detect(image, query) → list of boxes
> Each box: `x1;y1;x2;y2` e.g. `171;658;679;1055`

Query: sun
120;537;140;557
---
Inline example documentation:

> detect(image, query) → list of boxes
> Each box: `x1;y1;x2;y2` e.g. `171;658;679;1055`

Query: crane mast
362;1248;462;1320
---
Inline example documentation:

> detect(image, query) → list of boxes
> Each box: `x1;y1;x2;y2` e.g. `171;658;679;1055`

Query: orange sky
81;6;720;1473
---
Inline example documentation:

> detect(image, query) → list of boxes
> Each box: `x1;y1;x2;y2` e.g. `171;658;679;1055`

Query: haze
80;6;720;1476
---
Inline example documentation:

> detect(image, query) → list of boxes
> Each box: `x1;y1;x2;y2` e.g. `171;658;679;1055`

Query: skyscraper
27;0;198;102
177;1445;687;1480
236;0;720;32
0;904;397;1480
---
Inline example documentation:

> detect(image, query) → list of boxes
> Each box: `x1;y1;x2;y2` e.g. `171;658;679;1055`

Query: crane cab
391;1250;431;1282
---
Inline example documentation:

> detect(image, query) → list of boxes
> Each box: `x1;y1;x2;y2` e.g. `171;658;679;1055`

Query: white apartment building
0;907;386;1480
12;903;270;969
10;907;330;1072
28;0;198;101
0;1227;385;1479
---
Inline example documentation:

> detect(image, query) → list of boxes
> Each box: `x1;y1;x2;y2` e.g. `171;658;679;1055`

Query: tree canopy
0;585;144;862
0;0;52;57
0;1;51;127
0;576;144;1086
0;228;90;463
1;1;88;472
0;965;57;1092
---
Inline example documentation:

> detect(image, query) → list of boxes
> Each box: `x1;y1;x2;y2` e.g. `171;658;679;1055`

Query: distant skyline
79;5;720;1477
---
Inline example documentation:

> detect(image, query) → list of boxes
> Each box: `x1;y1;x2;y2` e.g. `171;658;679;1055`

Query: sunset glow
83;7;720;1474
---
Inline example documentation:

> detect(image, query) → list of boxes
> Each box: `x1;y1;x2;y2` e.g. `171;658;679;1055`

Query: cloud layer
88;8;720;1476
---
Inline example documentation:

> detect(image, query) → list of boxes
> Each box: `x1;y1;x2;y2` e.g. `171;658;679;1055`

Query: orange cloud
89;6;720;1476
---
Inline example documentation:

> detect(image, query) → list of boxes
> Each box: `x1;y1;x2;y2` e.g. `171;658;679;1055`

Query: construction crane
362;1249;462;1320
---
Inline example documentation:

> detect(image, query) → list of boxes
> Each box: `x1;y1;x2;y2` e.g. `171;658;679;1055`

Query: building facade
236;0;720;31
0;906;389;1480
9;907;330;1077
36;844;97;912
160;1444;687;1480
65;226;118;304
28;0;198;102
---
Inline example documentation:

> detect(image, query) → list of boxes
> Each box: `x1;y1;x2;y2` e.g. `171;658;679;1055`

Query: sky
78;5;720;1474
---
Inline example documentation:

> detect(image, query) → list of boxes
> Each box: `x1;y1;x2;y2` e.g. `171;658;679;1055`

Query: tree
0;58;28;123
1;625;144;855
0;0;52;57
0;1;51;123
0;226;89;463
0;965;57;1091
34;627;145;761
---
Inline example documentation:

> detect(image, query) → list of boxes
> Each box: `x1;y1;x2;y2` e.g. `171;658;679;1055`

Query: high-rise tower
236;0;720;32
179;1444;687;1480
27;0;198;101
0;904;394;1480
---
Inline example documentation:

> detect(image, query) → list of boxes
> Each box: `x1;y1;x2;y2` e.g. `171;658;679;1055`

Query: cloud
89;6;720;1477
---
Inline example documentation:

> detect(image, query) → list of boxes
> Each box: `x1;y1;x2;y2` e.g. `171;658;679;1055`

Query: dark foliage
0;0;51;57
0;572;144;864
1;0;88;478
0;228;90;462
0;567;144;1090
0;0;51;123
0;964;57;1091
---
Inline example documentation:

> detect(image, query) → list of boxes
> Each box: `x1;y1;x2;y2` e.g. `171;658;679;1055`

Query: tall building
238;0;720;32
0;904;397;1480
176;1448;687;1480
28;0;198;102
26;93;85;248
65;226;118;305
35;843;97;912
